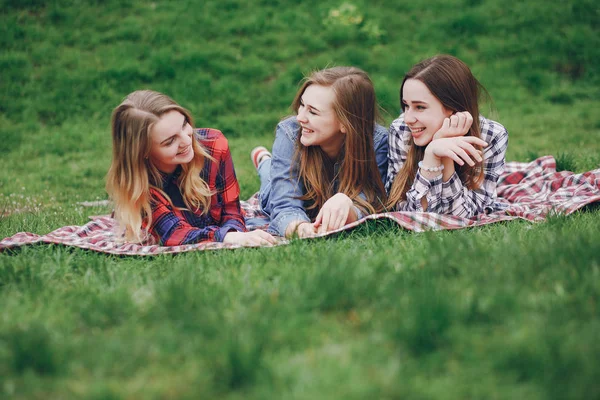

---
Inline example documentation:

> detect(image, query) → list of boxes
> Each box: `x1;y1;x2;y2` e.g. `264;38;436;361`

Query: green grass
1;0;599;398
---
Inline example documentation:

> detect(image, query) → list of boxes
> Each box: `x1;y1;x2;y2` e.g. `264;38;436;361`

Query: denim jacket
259;116;389;236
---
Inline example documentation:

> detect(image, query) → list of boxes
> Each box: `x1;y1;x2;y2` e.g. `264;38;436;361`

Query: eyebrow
301;97;321;113
402;100;428;105
160;134;178;145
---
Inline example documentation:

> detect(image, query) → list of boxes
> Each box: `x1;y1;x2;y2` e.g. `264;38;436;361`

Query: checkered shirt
146;128;246;245
386;114;509;217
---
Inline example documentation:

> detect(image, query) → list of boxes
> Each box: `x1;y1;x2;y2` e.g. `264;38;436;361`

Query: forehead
302;84;336;111
402;79;437;102
151;110;184;142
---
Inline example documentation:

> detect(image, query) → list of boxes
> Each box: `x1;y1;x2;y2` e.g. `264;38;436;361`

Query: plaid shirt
386;114;509;217
146;128;246;245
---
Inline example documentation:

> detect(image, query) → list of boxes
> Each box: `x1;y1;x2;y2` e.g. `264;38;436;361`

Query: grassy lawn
1;0;599;398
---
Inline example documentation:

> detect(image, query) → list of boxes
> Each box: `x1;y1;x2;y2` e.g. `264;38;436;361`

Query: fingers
313;209;323;228
298;223;317;238
319;210;332;233
456;140;483;162
449;114;459;128
464;111;473;131
461;136;488;147
252;229;278;245
443;117;451;130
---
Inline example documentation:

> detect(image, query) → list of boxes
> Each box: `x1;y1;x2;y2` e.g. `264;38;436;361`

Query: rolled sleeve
400;171;443;212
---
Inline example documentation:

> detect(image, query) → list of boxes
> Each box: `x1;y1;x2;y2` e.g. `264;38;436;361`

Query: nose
296;107;307;123
404;108;416;124
181;131;192;146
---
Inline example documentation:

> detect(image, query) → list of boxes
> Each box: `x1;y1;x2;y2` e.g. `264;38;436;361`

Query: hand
313;193;354;234
223;230;278;246
425;136;487;167
433;111;473;140
296;222;317;238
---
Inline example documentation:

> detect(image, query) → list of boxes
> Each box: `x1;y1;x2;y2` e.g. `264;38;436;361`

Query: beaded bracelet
418;161;444;172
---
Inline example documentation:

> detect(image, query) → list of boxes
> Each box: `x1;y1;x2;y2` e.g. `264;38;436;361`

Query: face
296;84;346;159
149;110;194;173
402;78;452;147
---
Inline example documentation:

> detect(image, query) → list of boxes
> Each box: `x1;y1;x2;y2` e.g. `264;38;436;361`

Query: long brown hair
291;67;387;218
106;90;212;242
387;55;486;208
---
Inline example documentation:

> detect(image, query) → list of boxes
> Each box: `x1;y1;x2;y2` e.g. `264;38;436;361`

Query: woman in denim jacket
251;67;388;238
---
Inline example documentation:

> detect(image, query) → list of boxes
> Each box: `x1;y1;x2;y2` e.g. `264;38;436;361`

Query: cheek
427;112;446;130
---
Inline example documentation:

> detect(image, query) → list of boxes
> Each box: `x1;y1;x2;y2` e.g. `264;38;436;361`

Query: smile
301;126;314;134
177;146;191;156
410;127;425;133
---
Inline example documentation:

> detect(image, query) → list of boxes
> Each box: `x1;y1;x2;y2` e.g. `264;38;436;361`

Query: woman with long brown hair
386;55;509;217
106;90;276;246
251;67;388;238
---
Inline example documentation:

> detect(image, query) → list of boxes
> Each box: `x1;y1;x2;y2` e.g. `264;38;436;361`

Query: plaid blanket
1;156;599;256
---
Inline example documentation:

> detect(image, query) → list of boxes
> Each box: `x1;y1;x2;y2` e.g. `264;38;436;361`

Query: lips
410;127;425;138
301;125;314;134
177;146;192;156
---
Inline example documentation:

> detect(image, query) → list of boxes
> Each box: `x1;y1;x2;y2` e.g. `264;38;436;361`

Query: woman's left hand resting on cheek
223;229;278;246
313;193;358;234
433;111;474;140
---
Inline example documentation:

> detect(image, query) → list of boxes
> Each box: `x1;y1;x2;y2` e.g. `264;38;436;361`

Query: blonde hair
291;67;387;218
387;55;486;208
106;90;212;242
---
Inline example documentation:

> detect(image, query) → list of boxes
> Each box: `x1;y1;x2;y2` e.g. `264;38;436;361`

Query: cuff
214;221;246;242
270;211;311;237
405;171;443;211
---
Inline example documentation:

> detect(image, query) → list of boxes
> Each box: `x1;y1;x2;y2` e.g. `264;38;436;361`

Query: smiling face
296;84;346;159
402;78;453;147
149;110;194;173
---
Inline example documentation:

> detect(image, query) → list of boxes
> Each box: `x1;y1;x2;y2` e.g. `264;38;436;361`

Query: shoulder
478;116;508;141
148;186;170;207
194;128;230;157
373;123;389;143
276;116;300;141
390;114;408;132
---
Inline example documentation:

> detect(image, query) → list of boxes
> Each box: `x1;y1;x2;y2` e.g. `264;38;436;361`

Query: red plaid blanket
1;156;599;255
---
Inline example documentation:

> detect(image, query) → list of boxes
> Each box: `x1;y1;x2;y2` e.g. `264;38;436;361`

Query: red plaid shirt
146;128;246;245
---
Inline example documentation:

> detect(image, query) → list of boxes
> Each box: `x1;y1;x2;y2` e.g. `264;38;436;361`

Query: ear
340;124;347;134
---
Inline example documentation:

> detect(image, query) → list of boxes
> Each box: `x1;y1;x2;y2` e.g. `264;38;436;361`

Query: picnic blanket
1;156;599;256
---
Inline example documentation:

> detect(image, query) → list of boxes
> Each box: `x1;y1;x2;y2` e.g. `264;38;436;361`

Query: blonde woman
386;55;509;217
251;67;388;238
106;90;276;246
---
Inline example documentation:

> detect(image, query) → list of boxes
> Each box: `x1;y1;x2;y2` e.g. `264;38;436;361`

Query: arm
266;119;312;237
374;123;389;188
437;120;509;217
351;123;389;218
385;116;410;193
387;116;445;212
148;189;235;246
208;134;247;239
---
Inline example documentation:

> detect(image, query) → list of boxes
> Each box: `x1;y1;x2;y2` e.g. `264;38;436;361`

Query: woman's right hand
424;136;487;167
223;229;278;246
284;220;317;239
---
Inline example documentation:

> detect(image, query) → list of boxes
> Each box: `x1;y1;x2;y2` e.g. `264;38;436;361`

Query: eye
416;105;426;110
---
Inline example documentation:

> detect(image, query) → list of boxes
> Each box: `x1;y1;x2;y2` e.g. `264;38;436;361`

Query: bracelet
418;161;444;172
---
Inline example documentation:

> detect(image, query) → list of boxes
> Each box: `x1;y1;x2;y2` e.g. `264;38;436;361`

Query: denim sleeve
266;121;311;236
374;124;389;187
